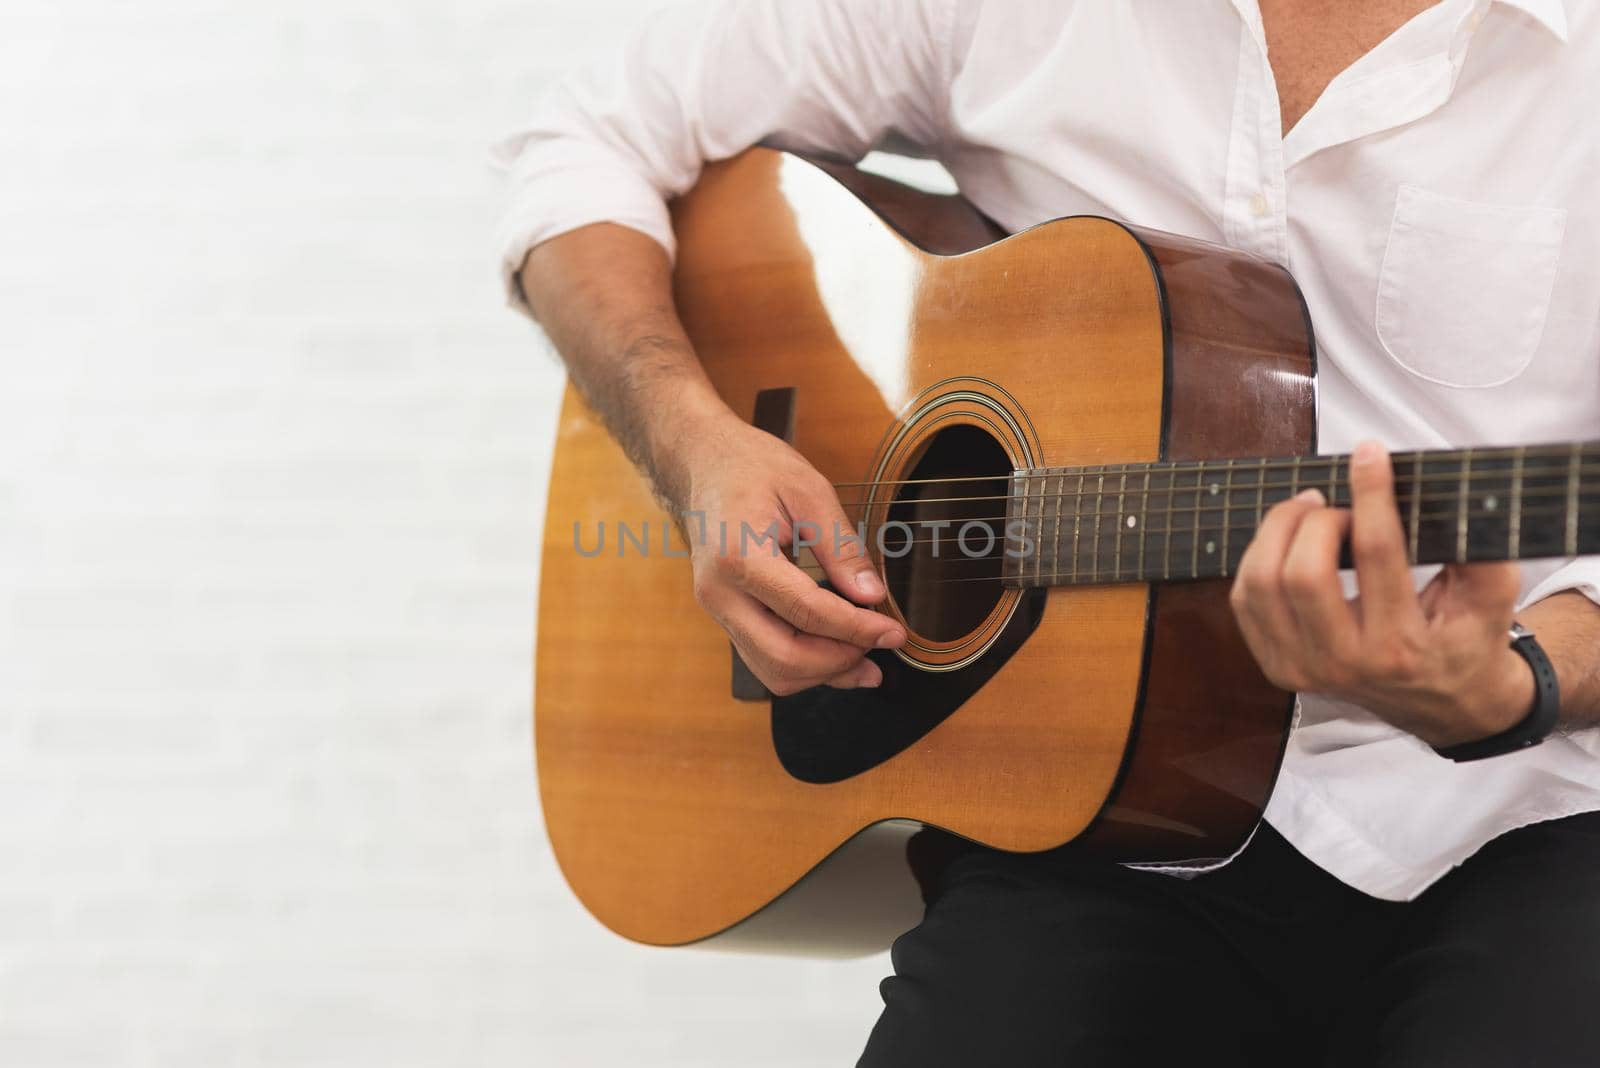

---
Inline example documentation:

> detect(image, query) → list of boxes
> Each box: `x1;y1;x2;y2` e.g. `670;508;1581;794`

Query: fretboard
1001;442;1600;589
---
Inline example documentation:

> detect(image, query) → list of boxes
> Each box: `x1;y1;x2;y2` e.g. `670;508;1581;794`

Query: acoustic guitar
536;148;1598;955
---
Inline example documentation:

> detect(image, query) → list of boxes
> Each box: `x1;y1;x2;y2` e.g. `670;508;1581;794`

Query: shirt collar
1492;0;1569;42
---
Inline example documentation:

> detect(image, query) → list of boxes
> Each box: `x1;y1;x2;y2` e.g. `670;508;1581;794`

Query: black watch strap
1433;623;1561;763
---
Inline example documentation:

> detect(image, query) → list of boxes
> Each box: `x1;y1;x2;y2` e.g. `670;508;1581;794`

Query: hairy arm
519;223;905;694
499;3;964;692
519;223;724;510
1523;591;1600;729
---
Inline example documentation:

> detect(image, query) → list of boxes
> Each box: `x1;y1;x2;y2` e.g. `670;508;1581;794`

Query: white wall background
0;1;893;1063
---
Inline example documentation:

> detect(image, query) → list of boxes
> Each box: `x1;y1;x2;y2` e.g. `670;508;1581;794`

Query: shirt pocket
1374;184;1566;389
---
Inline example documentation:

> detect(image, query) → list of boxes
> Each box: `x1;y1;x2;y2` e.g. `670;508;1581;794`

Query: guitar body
537;149;1316;954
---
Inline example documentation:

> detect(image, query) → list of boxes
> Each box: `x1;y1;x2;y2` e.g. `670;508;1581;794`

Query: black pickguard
770;587;1048;784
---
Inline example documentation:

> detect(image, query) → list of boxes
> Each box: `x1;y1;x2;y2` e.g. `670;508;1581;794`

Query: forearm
1520;590;1600;728
517;222;736;508
518;223;902;690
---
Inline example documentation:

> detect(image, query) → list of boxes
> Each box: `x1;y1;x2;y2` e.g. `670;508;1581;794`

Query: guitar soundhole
883;424;1011;643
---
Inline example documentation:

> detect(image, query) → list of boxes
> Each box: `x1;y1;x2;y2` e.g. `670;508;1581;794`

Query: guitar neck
1001;442;1600;588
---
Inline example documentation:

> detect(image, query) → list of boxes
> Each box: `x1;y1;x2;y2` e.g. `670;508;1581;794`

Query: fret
1014;471;1029;580
1261;454;1300;514
1112;470;1128;581
1168;462;1204;579
1024;470;1036;578
1050;473;1064;583
1218;460;1236;578
1254;460;1267;528
1003;472;1025;586
1089;471;1105;584
1151;464;1175;582
1113;466;1126;585
1030;473;1042;579
1407;451;1422;564
1137;468;1151;581
1070;471;1085;584
1509;446;1524;559
1222;460;1262;577
1033;471;1046;585
1198;461;1231;579
1567;442;1582;557
1414;453;1464;564
1456;448;1472;564
1324;456;1343;509
1582;443;1600;555
1316;457;1349;567
1190;461;1205;579
1289;455;1303;498
1475;452;1513;562
1518;449;1570;560
1101;467;1122;582
1166;465;1180;581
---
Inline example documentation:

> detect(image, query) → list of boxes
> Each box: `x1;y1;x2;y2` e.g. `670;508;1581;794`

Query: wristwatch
1432;622;1561;763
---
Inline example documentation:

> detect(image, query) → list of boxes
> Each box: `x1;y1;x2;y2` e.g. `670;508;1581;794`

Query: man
498;1;1600;1063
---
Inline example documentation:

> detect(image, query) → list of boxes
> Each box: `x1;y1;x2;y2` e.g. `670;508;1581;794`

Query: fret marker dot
1209;484;1220;496
1205;540;1216;555
1485;495;1499;512
1126;515;1137;529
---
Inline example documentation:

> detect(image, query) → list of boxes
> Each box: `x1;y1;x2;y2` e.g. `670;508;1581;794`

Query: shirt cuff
493;138;682;318
1518;556;1600;613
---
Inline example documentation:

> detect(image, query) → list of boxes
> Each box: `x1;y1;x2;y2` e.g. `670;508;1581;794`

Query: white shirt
496;0;1600;900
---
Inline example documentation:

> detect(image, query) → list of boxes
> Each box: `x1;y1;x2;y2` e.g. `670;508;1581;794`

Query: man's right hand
672;410;906;695
517;225;904;693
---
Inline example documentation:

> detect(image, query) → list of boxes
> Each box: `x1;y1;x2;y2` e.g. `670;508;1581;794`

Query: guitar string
790;560;1580;587
791;523;1592;586
777;501;1591;581
824;447;1600;491
811;485;1599;544
833;462;1600;501
828;468;1600;512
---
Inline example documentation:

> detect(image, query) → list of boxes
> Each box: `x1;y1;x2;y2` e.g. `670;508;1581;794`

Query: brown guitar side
535;149;1313;953
1071;226;1315;857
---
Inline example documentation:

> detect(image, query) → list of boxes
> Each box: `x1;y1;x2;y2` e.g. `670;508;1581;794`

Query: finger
1281;505;1360;663
717;589;876;693
784;480;887;606
1232;489;1326;633
1347;440;1425;630
1245;488;1329;570
1230;489;1326;685
735;552;904;649
821;658;884;690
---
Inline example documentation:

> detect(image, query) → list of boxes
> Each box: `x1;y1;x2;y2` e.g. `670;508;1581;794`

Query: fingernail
1295;488;1325;505
1353;440;1383;465
858;662;883;688
876;627;905;650
856;570;885;598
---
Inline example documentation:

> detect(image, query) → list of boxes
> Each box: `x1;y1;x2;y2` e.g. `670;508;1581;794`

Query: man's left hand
1230;440;1535;749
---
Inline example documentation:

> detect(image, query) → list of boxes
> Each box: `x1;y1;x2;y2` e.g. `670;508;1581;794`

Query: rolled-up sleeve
1520;557;1600;612
492;0;957;313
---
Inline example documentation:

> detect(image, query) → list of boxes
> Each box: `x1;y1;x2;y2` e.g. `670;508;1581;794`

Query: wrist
635;368;742;509
1434;644;1537;749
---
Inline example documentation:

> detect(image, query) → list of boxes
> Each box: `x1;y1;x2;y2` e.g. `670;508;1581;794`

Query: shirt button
1468;8;1484;29
1249;192;1270;218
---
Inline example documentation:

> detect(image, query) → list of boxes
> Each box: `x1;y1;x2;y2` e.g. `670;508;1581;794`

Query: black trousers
858;812;1600;1067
